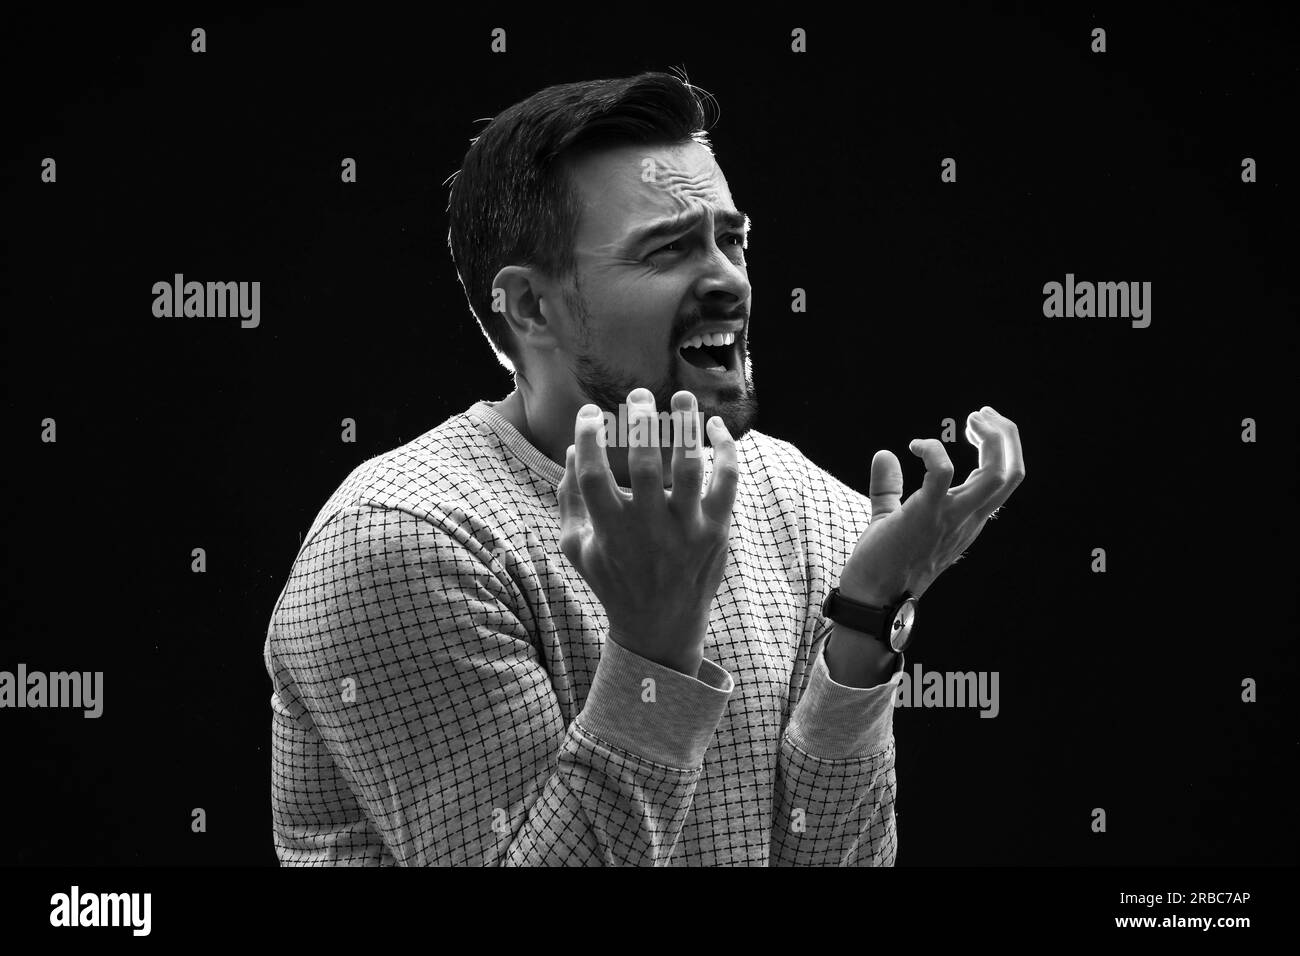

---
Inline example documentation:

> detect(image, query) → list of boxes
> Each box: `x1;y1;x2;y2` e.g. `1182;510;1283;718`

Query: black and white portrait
4;5;1293;939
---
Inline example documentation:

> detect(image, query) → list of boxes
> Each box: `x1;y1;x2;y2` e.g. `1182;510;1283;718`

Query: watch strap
821;586;892;637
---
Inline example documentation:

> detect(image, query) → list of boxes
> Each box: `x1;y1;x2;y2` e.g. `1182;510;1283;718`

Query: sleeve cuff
575;635;735;770
785;635;904;759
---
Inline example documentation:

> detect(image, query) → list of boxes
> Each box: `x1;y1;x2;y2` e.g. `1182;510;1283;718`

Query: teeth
681;331;737;349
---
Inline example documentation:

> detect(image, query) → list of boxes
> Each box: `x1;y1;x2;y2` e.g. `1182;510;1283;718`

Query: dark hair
445;70;717;372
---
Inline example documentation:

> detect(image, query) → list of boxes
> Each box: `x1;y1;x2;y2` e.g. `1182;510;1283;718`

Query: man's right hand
557;387;739;677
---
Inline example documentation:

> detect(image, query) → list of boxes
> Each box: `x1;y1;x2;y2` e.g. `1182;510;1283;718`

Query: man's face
556;140;758;440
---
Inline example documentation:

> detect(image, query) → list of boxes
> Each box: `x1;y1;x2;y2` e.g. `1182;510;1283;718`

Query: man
263;71;1025;866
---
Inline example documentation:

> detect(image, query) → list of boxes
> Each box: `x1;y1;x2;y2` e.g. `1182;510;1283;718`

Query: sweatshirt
263;399;906;865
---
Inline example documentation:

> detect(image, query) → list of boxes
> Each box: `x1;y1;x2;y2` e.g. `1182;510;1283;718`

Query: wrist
837;584;891;606
607;623;705;678
836;573;904;606
824;623;900;688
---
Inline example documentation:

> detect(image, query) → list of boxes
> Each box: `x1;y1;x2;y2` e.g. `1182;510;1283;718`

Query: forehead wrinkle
639;171;735;232
576;147;742;257
656;170;725;210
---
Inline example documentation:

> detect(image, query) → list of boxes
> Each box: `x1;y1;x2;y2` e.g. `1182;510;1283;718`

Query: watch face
889;598;918;652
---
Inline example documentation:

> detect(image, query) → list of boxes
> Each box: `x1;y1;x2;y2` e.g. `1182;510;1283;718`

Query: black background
3;4;1296;866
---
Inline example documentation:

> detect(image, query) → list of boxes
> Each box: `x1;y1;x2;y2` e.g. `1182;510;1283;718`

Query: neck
495;385;676;489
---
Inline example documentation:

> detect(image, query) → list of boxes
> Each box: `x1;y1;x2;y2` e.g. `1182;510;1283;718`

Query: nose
693;236;751;308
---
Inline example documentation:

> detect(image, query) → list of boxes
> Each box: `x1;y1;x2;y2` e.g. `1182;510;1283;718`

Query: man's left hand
838;406;1026;604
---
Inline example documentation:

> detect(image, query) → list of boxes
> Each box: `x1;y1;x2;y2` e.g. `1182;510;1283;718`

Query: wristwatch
821;587;919;654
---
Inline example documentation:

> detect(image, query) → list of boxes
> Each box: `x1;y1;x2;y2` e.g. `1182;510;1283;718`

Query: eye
650;234;746;259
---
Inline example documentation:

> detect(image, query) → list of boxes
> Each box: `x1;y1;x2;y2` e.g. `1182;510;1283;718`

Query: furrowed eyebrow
624;208;751;252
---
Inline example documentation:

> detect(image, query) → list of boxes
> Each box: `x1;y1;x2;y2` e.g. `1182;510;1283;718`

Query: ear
491;265;559;353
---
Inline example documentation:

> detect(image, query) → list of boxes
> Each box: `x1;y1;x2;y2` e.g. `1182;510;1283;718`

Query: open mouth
678;330;740;374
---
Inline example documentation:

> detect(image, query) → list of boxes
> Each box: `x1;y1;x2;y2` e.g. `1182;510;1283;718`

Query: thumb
869;449;904;520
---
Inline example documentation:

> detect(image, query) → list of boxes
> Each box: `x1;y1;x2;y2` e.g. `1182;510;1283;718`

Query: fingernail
579;404;601;419
629;387;653;405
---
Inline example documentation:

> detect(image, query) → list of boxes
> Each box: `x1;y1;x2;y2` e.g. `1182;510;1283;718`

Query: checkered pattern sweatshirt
263;400;906;866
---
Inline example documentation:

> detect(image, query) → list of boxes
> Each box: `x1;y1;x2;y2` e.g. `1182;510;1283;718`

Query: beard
567;294;759;444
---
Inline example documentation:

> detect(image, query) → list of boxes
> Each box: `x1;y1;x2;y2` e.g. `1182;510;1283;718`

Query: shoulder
301;407;523;552
269;408;525;624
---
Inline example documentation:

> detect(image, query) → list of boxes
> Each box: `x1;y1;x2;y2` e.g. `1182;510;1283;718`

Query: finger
625;387;667;516
556;444;589;557
971;406;1026;517
868;449;904;520
950;409;1008;511
557;443;589;524
573;403;622;524
669;390;703;514
701;415;738;524
983;406;1025;484
908;437;955;504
